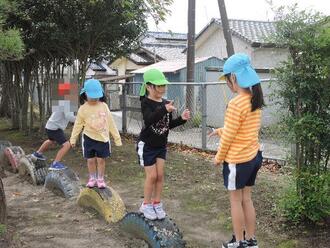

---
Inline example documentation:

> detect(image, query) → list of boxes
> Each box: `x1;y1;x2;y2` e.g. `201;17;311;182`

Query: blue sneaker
49;161;66;170
31;152;46;161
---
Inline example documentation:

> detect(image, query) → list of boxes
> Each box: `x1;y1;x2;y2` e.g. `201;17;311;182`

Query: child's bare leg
87;158;97;175
54;141;71;162
144;165;157;204
242;186;256;239
154;158;165;202
230;189;245;241
96;157;106;179
37;139;54;153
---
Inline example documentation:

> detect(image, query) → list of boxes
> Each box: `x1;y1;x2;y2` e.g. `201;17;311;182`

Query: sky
147;0;330;33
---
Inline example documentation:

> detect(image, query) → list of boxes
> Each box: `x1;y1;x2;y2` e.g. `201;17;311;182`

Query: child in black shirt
137;68;190;220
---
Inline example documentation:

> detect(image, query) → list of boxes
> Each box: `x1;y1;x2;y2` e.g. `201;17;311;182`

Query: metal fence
104;81;288;162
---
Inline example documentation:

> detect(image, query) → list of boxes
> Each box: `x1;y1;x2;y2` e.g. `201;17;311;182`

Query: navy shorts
46;128;67;145
136;141;166;167
82;134;111;159
223;151;263;190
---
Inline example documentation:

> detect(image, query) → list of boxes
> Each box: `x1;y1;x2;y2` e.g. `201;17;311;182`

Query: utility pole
186;0;195;111
217;0;234;57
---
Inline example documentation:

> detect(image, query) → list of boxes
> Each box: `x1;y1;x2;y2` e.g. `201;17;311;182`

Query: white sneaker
139;203;157;220
153;202;166;219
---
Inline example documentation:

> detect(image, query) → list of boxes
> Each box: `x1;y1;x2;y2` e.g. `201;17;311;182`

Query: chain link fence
105;81;289;162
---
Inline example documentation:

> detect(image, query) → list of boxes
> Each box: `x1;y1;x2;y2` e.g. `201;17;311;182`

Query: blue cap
219;53;260;88
82;79;103;98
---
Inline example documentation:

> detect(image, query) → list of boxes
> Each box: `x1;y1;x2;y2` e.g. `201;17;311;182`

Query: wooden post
186;0;196;112
217;0;235;56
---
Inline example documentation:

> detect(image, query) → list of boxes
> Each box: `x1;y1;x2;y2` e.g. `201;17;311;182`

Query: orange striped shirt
215;93;261;164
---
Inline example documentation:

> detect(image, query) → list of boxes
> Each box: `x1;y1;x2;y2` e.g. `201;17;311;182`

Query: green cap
139;69;169;96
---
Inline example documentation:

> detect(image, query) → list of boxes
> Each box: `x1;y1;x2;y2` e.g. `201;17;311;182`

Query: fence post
201;84;207;150
122;83;127;134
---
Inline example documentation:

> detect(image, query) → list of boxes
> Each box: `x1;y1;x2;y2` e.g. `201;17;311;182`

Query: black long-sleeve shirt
138;97;186;147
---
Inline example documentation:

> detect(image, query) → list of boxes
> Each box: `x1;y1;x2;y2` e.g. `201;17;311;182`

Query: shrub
271;5;330;224
191;112;202;128
279;171;330;224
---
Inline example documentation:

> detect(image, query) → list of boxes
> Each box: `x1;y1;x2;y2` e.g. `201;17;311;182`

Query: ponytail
251;83;265;111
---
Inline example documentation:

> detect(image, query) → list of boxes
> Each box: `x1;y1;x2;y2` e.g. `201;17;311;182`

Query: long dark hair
251;83;265;111
79;92;107;105
225;73;265;112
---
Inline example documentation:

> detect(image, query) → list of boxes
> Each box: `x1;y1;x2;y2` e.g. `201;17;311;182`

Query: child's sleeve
215;102;241;163
64;112;76;123
169;115;186;129
106;106;122;146
69;108;84;145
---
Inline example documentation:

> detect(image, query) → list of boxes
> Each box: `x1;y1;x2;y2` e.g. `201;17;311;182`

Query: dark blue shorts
46;128;67;145
136;141;166;167
223;151;263;190
82;134;111;159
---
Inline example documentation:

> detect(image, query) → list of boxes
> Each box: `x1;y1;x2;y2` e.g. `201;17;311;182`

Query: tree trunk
186;0;195;113
38;64;45;130
217;0;234;57
0;178;6;224
11;63;22;129
21;63;32;132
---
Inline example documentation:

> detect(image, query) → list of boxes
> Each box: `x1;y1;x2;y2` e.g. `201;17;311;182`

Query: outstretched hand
208;128;218;138
165;100;176;113
181;109;191;120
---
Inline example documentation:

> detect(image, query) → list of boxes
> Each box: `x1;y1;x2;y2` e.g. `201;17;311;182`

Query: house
85;60;116;79
191;18;288;78
110;31;187;80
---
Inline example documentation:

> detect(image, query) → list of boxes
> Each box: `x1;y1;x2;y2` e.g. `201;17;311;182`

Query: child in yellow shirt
211;53;264;248
70;79;122;188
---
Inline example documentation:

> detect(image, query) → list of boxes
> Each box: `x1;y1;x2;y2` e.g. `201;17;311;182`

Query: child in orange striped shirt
210;53;264;248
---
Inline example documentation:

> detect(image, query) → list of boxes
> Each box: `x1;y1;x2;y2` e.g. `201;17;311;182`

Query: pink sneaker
97;179;106;189
86;178;97;188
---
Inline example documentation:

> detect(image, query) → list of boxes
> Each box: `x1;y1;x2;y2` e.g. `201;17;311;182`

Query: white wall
195;26;252;60
195;24;288;70
252;47;288;69
110;57;144;77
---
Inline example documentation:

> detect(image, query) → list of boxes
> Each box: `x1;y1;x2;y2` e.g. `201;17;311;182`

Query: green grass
277;240;299;248
0;224;6;235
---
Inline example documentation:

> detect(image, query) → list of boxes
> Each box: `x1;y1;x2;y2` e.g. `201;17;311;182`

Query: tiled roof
125;31;187;65
142;44;186;60
129;53;150;64
146;31;187;41
87;61;116;77
89;62;106;71
197;18;276;45
132;57;213;74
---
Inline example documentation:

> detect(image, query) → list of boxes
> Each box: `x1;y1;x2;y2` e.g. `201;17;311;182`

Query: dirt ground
0;123;329;248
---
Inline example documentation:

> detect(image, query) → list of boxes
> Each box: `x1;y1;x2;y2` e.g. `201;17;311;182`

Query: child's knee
156;173;164;182
146;172;157;182
242;197;253;205
62;141;71;149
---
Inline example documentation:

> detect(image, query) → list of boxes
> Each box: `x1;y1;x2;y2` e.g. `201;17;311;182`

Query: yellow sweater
70;102;122;146
215;93;261;164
